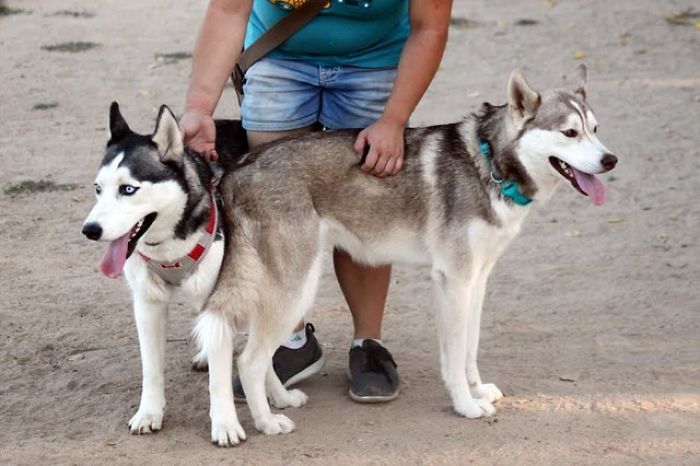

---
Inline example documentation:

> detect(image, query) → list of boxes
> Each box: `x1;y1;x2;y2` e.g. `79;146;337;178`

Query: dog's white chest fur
124;240;224;306
469;194;530;266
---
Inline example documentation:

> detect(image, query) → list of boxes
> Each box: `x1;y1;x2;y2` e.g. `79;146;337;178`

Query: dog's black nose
82;222;102;240
601;153;618;171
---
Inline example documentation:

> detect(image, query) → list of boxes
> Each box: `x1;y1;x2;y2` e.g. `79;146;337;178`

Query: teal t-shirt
244;0;410;69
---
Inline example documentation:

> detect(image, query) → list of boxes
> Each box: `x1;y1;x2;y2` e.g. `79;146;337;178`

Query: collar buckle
479;139;532;206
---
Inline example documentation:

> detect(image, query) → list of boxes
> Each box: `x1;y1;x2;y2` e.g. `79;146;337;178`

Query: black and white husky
83;65;617;446
82;104;247;434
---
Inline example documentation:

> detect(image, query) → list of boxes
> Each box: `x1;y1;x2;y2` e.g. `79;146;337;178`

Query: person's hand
354;116;405;177
179;111;218;161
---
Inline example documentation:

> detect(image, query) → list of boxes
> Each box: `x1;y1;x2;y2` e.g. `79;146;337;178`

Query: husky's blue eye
94;184;101;195
562;129;578;138
119;185;139;196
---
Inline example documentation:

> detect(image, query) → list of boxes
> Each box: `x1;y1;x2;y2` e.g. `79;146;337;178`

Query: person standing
180;0;452;402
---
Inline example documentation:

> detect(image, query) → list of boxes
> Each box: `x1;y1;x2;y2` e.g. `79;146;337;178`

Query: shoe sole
284;352;327;388
348;387;399;403
346;369;400;403
234;353;327;403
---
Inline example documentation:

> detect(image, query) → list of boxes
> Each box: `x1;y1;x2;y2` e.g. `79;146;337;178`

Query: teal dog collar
479;140;532;206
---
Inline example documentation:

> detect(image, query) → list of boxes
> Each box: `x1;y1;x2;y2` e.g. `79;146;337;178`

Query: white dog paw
472;383;504;403
255;414;295;435
270;389;309;409
454;397;496;419
475;397;497;416
128;409;164;434
211;415;246;447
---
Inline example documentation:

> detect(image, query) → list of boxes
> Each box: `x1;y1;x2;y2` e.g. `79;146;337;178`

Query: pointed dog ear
508;69;541;122
152;105;184;163
108;102;131;143
572;63;588;100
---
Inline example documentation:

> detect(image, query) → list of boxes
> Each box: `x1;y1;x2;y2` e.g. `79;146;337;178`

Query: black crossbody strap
232;0;326;102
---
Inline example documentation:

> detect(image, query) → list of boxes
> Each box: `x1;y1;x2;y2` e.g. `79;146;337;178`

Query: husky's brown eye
562;129;578;138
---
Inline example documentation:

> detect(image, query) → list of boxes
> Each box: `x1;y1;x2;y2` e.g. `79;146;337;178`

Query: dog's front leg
195;311;246;447
129;296;168;434
433;269;495;418
466;269;503;404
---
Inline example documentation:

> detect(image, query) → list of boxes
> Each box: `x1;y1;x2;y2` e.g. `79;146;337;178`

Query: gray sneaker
348;339;400;403
233;323;325;402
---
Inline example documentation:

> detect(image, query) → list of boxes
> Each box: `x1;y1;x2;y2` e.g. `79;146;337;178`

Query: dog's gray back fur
219;117;499;260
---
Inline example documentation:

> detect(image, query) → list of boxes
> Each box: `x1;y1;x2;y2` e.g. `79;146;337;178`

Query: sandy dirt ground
1;0;699;464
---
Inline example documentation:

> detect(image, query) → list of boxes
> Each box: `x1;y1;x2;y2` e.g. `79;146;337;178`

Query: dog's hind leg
266;242;323;411
466;265;503;403
433;267;495;418
128;295;169;434
238;310;300;435
239;240;324;434
266;365;309;409
194;311;246;447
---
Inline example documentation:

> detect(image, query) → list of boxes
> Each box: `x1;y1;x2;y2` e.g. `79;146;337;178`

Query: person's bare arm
180;0;252;160
355;0;452;177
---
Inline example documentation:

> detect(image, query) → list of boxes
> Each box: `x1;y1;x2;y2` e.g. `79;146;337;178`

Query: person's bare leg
247;125;317;333
333;248;391;340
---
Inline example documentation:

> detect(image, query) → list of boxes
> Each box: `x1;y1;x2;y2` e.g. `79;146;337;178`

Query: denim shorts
240;58;397;131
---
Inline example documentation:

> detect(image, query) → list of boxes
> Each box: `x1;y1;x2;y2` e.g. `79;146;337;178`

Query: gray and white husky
84;65;617;446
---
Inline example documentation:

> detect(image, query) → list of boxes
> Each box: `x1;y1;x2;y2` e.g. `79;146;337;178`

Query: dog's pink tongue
572;168;607;206
100;232;130;278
